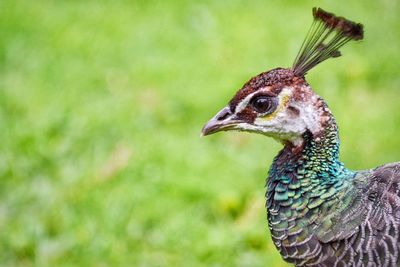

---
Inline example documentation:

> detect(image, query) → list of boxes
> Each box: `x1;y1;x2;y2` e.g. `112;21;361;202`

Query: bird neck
266;115;355;251
269;116;348;189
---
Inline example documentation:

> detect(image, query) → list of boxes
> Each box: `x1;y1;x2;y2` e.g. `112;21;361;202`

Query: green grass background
1;0;400;266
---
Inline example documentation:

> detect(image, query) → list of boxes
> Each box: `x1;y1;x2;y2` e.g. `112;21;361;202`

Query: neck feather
270;116;345;184
265;100;355;263
266;109;353;214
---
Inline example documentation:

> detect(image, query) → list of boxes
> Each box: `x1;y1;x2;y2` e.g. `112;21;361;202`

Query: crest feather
292;8;364;76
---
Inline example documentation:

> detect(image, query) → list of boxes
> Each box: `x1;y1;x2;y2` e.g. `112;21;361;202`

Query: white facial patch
252;86;327;144
234;90;259;114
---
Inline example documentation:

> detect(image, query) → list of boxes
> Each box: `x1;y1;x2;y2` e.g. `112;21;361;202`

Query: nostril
217;113;230;121
216;108;231;121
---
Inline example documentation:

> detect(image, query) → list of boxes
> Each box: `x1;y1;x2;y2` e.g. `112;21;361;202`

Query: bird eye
250;96;277;114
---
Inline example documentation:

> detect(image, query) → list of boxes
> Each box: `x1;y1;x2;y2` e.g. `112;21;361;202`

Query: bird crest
292;7;364;77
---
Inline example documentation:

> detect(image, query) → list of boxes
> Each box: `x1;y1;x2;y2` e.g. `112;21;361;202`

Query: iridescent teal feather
264;105;400;266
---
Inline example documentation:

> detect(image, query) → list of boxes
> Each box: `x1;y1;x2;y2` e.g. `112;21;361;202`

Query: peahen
201;8;400;267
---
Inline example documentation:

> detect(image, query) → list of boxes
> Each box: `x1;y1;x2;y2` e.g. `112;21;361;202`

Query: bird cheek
287;106;300;117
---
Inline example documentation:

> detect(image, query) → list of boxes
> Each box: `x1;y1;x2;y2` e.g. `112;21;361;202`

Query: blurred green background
1;0;400;266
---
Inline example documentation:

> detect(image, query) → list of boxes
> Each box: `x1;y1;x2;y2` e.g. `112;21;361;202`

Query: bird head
201;8;363;146
201;68;328;146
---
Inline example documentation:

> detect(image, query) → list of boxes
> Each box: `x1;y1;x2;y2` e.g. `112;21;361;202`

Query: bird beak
201;107;239;136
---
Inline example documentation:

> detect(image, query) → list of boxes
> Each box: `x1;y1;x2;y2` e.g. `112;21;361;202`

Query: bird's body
202;8;400;267
267;111;400;266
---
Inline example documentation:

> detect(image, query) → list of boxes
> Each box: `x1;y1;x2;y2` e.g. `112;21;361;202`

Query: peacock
202;8;400;267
